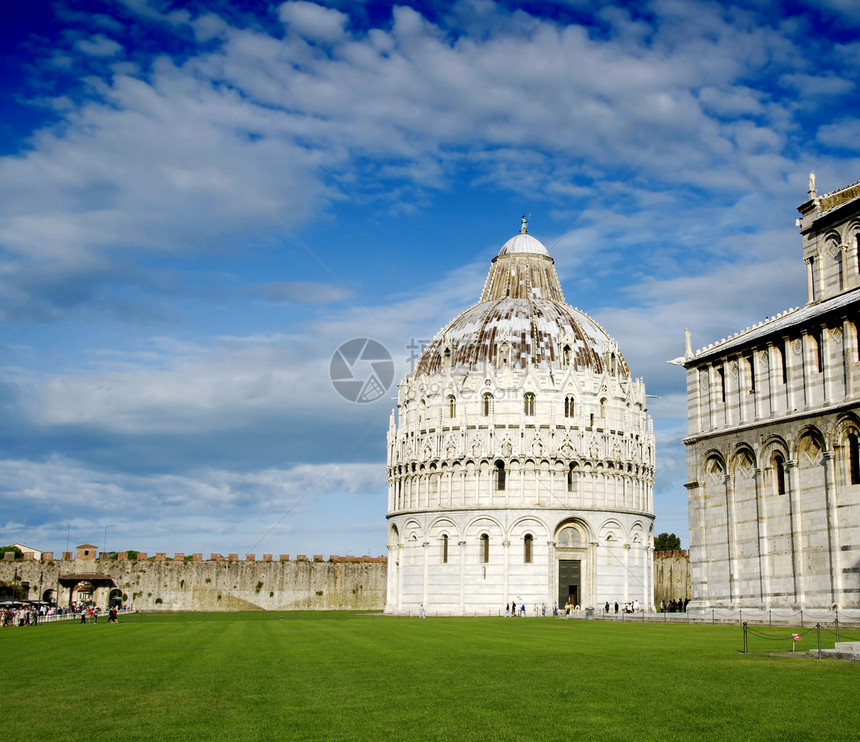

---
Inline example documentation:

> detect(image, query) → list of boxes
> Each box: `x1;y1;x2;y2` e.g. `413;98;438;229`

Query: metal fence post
816;623;822;660
743;622;748;654
835;617;839;642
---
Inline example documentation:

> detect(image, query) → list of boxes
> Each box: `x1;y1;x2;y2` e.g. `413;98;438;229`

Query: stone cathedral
385;222;655;615
681;176;860;618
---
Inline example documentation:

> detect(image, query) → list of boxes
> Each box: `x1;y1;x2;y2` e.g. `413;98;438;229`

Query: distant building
385;222;655;615
11;543;42;560
680;176;860;615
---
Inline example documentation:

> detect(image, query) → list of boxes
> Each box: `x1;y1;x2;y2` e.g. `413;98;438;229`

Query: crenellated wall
0;551;387;612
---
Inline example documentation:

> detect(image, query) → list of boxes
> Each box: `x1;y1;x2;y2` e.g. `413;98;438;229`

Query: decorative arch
794;425;826;462
701;450;726;484
555;518;589;548
730;445;757;477
833;414;860;486
598;518;625;542
510;516;549;541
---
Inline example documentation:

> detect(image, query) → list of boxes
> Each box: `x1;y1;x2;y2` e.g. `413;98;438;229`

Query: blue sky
2;0;859;557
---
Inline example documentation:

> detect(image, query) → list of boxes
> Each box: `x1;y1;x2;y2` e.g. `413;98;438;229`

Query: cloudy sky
2;0;858;558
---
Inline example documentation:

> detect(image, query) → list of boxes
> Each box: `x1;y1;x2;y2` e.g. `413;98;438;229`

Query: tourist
511;601;516;616
520;603;525;617
605;601;610;613
419;604;425;618
614;601;619;614
505;603;510;617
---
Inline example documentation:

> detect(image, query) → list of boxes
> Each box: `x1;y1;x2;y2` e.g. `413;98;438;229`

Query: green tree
653;533;682;552
0;545;23;560
0;580;27;601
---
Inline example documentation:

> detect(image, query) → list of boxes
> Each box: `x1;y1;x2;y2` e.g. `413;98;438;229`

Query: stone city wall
0;551;387;612
653;550;691;605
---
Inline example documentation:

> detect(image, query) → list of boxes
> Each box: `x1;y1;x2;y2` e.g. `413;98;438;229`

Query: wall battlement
2;550;386;564
0;549;387;612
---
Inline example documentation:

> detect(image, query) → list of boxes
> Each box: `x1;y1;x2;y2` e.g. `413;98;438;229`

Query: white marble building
680;176;860;617
385;223;655;615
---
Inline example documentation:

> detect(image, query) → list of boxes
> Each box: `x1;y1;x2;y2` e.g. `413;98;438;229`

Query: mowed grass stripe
2;613;856;741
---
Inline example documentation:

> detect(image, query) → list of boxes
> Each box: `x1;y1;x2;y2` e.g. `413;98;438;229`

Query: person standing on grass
511;601;516;616
614;601;619;614
505;603;510;617
520;603;525;617
419;604;425;618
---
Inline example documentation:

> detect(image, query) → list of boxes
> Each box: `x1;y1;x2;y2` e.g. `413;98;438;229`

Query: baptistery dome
385;222;655;617
415;229;627;377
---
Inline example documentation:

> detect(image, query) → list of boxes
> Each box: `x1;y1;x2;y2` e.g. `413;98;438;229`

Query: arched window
442;534;449;564
448;396;456;418
848;433;860;485
562;344;571;368
716;366;726;403
775;344;787;384
838;246;845;291
564;396;575;418
810;331;823;373
480;533;489;563
483;393;493;417
773;453;787;495
600;398;606;418
494;460;506;491
810;256;817;301
744;354;755;393
567;463;576;492
442;347;452;372
524;393;535;416
524;534;533;563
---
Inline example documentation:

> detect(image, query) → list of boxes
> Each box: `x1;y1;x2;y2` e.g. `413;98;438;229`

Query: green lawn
3;612;857;741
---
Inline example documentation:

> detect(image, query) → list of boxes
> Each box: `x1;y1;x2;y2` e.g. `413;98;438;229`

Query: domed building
385;221;655;615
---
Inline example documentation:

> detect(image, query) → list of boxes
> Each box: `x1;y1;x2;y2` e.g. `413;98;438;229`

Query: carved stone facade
681;177;860;618
385;225;655;615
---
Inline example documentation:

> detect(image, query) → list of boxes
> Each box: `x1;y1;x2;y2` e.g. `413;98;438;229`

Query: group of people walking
504;602;549;617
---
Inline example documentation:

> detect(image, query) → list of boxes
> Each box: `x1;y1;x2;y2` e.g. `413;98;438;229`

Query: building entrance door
558;559;581;607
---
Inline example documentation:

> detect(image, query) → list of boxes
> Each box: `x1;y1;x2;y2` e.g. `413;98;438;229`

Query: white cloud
278;1;349;42
75;34;124;57
0;455;387;555
818;119;860;151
